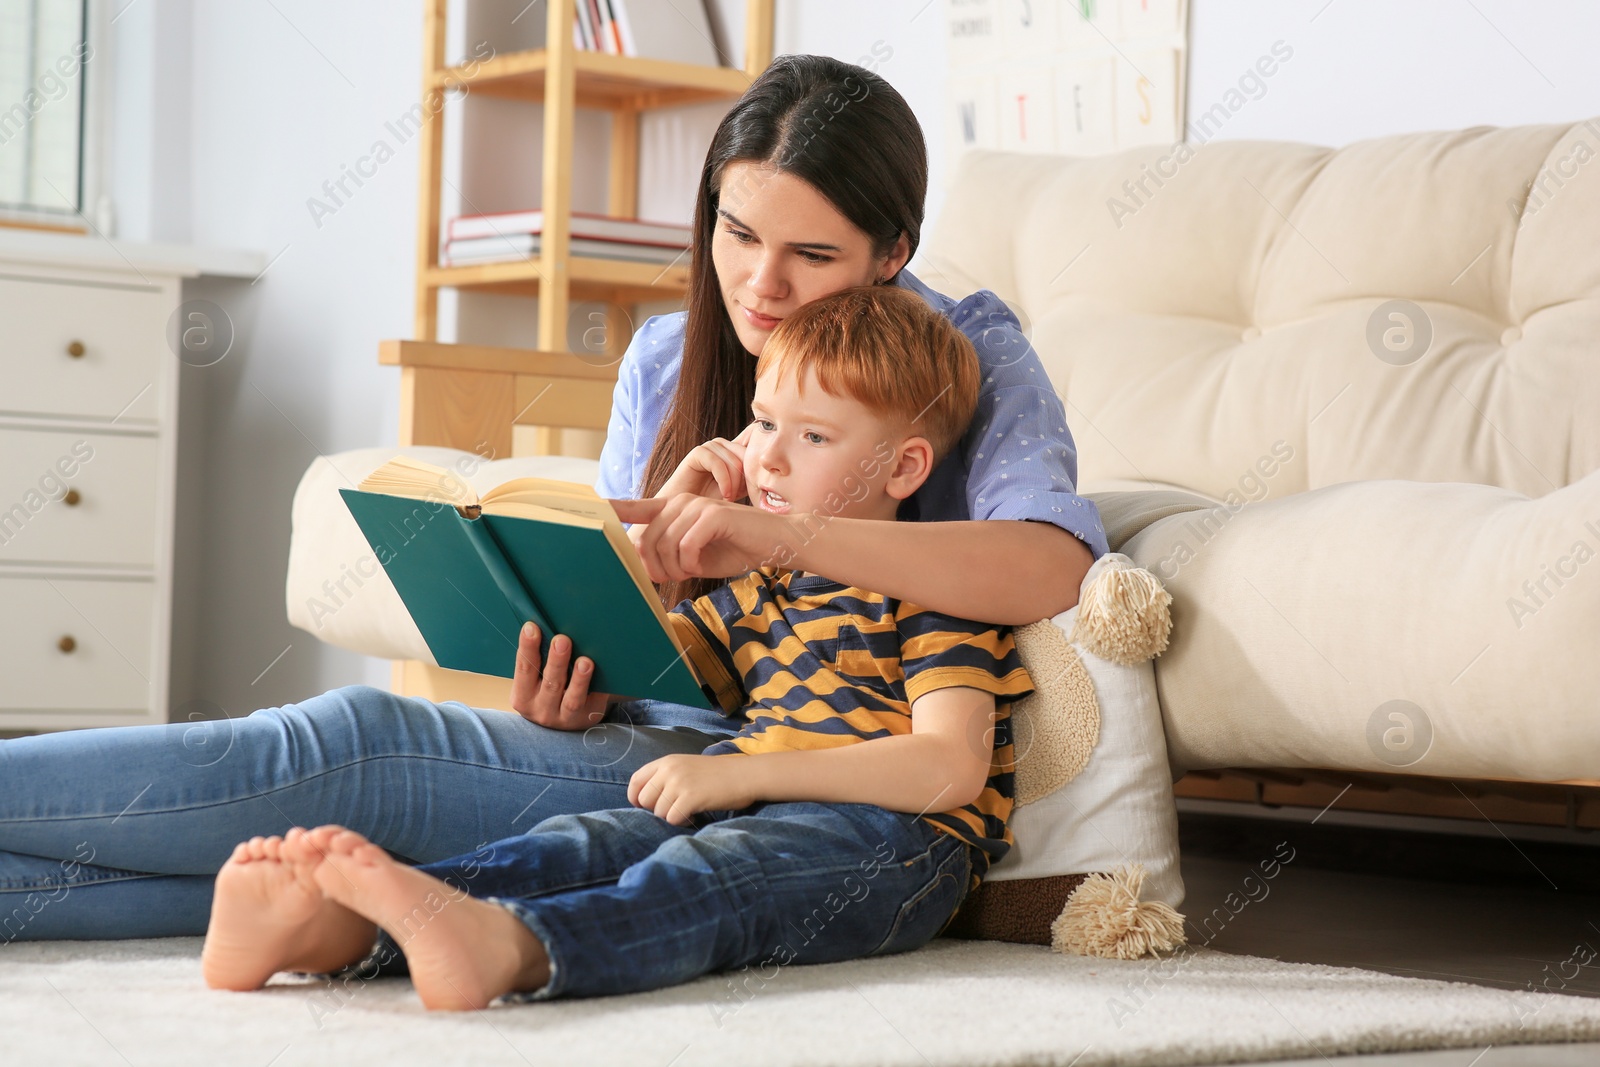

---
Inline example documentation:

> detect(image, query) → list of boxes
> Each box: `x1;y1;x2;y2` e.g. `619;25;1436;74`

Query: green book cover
339;488;713;709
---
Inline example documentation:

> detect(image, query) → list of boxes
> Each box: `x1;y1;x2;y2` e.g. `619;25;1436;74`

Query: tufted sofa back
914;121;1600;503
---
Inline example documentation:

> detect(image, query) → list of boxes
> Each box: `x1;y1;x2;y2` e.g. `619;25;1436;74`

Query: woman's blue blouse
594;269;1109;561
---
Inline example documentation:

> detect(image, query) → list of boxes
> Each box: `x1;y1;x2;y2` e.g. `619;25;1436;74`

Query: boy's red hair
754;285;980;462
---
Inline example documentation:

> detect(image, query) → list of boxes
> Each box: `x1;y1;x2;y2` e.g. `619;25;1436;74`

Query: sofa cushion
1084;486;1219;553
919;122;1600;503
1122;470;1600;781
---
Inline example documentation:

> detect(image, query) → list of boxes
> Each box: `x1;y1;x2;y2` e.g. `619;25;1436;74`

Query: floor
6;803;1598;1065
1174;803;1600;1065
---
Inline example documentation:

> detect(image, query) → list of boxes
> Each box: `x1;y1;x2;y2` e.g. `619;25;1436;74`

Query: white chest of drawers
0;231;258;731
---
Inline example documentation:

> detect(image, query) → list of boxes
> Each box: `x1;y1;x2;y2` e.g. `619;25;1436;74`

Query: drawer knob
62;488;82;506
66;340;86;358
58;635;77;654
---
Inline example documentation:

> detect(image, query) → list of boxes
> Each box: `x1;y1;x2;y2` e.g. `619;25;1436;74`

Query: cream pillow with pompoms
946;552;1186;960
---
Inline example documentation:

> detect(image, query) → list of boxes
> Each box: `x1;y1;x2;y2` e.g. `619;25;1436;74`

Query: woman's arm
612;496;1093;626
792;515;1092;625
593;339;639;500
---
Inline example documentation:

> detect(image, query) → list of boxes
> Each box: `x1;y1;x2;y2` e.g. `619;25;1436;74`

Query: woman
0;55;1106;941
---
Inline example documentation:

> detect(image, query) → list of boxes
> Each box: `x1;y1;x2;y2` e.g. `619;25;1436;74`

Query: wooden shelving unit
409;0;773;455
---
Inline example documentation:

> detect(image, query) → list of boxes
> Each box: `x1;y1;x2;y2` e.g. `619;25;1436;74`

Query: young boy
200;285;1034;1010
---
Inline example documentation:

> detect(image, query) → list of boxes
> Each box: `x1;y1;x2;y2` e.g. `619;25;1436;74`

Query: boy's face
745;364;924;522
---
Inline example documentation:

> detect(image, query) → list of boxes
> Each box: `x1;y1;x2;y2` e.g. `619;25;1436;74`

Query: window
0;0;90;221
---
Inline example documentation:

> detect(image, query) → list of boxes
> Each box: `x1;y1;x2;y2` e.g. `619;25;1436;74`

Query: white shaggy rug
5;938;1600;1066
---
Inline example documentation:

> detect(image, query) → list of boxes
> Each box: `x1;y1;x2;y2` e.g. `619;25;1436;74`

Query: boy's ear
883;436;936;501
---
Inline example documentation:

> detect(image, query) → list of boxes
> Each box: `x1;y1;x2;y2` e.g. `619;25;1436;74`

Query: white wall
105;0;1600;719
121;0;426;717
1188;0;1600;144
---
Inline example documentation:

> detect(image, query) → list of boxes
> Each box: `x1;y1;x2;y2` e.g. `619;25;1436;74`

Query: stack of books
442;210;692;267
572;0;719;66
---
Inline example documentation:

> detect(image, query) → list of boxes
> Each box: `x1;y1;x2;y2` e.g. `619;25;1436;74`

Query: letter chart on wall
944;0;1189;163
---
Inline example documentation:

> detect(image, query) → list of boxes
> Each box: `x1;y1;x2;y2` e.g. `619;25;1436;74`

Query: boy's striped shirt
666;566;1034;877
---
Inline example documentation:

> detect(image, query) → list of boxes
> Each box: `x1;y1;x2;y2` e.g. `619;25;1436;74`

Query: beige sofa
911;119;1600;809
288;118;1600;824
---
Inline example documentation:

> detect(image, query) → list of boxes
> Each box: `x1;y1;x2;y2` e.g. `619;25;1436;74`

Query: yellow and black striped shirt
666;566;1034;876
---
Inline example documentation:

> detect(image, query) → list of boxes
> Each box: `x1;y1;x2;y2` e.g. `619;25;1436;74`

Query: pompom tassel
1051;864;1186;960
1069;560;1172;665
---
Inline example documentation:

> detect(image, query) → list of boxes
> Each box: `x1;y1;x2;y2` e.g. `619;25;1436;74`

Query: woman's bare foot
201;827;378;991
310;826;551;1011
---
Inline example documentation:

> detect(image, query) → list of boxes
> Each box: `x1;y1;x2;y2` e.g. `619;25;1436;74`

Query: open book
339;457;714;709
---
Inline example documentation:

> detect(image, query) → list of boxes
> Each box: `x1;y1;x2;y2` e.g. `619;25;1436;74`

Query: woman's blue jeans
0;686;739;941
362;803;971;1001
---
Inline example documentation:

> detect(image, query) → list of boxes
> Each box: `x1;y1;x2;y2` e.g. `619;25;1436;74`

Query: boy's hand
658;424;755;503
626;424;755;556
628;753;756;825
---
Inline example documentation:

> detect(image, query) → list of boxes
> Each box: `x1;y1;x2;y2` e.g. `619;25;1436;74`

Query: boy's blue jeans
358;802;973;1001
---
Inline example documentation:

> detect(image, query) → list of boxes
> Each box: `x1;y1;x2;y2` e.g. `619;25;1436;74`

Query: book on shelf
576;0;601;54
475;0;721;63
340;456;717;709
595;0;621;55
574;0;594;51
572;0;720;65
601;0;625;54
448;209;691;246
443;233;688;266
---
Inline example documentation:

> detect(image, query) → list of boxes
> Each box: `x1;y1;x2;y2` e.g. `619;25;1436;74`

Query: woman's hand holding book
509;622;613;731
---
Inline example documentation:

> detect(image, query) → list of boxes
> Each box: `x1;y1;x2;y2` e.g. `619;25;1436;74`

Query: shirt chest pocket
831;647;899;686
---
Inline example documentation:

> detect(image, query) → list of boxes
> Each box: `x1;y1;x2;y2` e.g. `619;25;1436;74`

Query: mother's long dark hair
641;54;928;607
